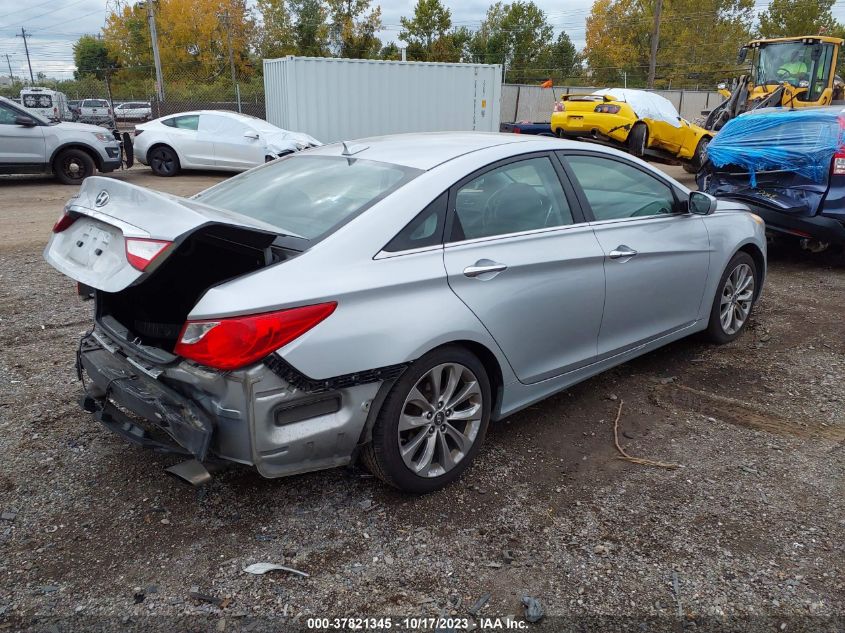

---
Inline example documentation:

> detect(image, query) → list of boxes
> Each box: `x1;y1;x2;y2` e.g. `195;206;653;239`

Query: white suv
0;96;123;184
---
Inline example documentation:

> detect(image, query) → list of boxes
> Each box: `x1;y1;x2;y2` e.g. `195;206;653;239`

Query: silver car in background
44;133;766;493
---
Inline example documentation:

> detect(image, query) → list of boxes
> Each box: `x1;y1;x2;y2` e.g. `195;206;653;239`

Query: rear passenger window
565;154;678;220
450;157;573;241
162;115;199;130
384;192;447;252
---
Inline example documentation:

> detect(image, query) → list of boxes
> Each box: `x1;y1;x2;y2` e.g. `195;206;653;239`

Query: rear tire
53;148;95;185
361;346;491;493
627;122;648;157
149;145;180;177
683;136;710;174
704;252;757;344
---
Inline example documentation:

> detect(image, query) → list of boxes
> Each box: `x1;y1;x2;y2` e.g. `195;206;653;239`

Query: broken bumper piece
75;329;386;479
78;334;213;460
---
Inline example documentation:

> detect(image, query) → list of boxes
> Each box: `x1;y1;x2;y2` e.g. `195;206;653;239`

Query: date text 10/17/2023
306;617;529;630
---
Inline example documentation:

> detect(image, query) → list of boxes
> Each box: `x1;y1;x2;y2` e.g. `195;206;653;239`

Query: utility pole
647;0;663;89
16;28;34;83
221;9;241;112
146;0;165;102
4;53;13;80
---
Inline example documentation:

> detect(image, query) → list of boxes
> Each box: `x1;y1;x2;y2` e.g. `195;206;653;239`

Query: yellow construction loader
704;35;844;131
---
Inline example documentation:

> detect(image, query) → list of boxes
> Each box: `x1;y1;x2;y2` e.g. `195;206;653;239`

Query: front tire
148;145;180;177
705;252;757;344
53;148;95;185
362;346;491;493
683;136;710;174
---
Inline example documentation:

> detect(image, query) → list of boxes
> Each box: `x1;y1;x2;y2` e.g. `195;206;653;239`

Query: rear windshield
194;155;419;240
23;93;52;108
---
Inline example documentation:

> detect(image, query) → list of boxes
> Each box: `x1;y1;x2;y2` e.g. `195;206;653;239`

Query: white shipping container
263;56;502;143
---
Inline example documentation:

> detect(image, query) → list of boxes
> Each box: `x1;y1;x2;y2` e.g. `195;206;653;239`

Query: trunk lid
44;176;292;292
561;94;606;114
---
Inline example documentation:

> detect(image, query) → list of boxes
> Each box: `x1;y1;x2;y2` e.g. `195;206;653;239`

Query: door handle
608;245;638;260
463;261;508;278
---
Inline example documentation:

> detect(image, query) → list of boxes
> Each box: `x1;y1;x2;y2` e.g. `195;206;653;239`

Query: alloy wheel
151;149;175;175
719;262;754;335
397;362;483;478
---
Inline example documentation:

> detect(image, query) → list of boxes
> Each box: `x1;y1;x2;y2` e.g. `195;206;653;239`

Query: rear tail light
124;237;172;271
832;152;845;175
174;303;337;370
512;126;521;134
595;104;621;114
554;102;565;112
52;210;77;233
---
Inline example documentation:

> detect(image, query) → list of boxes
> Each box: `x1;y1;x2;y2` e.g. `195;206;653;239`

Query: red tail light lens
554;102;565;112
832;152;845;175
174;303;337;370
52;210;77;233
124;237;172;271
595;104;621;114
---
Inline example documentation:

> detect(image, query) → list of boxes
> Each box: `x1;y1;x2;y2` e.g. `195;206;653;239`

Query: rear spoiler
560;94;615;102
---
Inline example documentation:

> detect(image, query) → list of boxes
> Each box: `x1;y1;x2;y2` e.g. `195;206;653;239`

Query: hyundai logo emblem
94;190;110;207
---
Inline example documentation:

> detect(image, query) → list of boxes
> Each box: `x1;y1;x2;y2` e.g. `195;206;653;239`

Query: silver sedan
45;133;766;493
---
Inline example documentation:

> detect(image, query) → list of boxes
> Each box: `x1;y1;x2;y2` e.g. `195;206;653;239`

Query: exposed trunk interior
97;224;298;353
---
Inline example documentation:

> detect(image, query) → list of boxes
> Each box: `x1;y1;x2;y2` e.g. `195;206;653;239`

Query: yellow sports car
550;88;713;172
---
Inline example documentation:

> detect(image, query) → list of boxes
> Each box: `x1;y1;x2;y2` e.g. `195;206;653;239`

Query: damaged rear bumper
77;328;384;478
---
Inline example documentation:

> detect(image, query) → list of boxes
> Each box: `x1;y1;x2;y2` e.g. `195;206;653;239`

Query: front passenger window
565;155;678;220
0;105;19;125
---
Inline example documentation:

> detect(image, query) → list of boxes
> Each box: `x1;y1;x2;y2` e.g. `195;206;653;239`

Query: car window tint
0;104;19;125
194;156;419;241
565;154;677;220
384;192;447;252
172;114;199;130
451;156;573;241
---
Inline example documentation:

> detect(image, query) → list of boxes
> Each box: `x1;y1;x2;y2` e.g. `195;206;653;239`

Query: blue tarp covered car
697;106;845;246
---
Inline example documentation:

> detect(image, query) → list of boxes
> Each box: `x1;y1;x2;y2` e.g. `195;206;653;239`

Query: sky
2;0;845;80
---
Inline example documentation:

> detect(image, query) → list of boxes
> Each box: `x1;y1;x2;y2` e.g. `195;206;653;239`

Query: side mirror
737;46;748;64
243;130;259;140
15;115;36;127
689;191;717;215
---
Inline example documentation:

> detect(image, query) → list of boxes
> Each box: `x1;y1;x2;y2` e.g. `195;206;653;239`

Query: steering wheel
776;67;791;80
483;184;545;232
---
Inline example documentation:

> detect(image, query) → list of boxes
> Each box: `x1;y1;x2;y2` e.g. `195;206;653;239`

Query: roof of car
304;132;568;170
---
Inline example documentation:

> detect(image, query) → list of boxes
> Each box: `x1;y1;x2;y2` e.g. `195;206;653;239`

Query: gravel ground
0;165;843;632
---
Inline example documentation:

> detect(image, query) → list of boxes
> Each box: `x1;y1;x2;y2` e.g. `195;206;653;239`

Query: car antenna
341;141;369;156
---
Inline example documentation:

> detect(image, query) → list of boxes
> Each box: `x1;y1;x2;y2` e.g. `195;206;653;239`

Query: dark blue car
697;106;845;249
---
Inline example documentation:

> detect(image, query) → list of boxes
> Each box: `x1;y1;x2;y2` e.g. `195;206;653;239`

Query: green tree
326;0;383;58
399;0;451;56
379;41;401;60
290;0;330;56
256;0;297;58
537;32;580;81
758;0;843;38
468;1;556;82
73;34;115;79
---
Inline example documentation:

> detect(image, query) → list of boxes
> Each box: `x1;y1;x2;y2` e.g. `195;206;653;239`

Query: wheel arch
147;141;184;167
49;143;102;171
355;337;508;451
736;242;766;300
